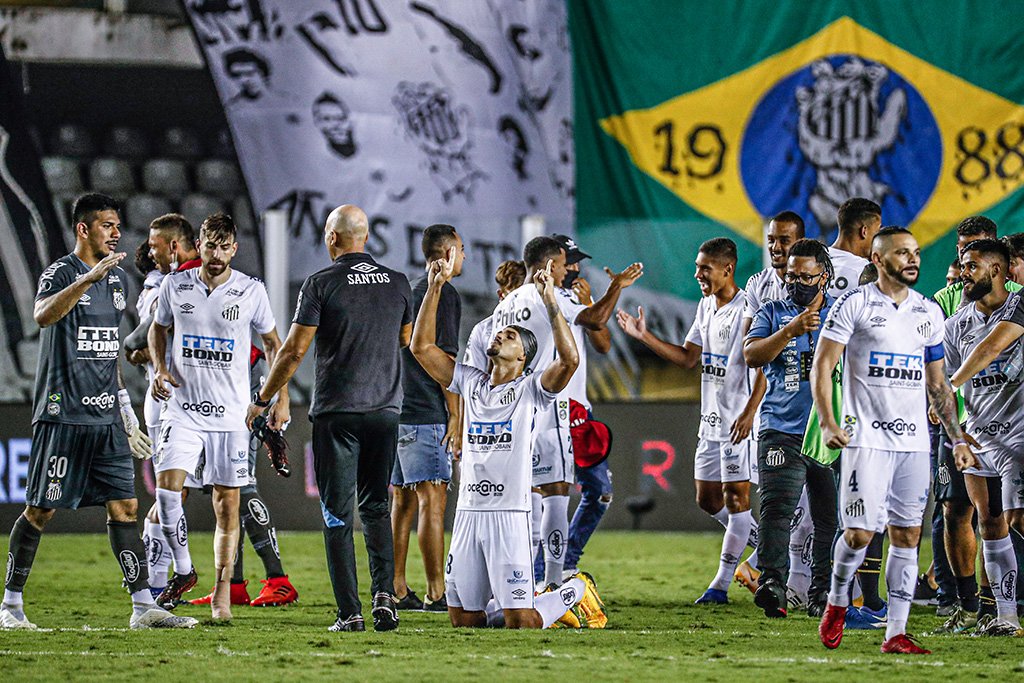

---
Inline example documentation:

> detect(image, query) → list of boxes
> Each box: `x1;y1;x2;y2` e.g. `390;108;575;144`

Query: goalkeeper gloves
118;389;153;460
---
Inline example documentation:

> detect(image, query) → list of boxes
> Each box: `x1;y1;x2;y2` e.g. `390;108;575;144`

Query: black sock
856;533;885;610
5;515;42;594
232;530;245;583
107;520;150;595
956;574;980;612
978;584;996;618
240;491;285;578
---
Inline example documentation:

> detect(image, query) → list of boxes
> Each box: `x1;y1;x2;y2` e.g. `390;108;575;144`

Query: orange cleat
189;580;251;606
250;575;299;607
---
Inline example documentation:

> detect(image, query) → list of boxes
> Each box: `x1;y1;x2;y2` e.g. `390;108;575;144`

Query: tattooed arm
926;359;977;471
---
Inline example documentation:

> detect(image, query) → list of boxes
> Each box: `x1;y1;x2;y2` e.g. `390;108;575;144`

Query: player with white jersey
412;252;605;629
149;214;289;621
813;227;975;655
488;236;642;588
943;239;1024;636
826;198;880;299
618;237;764;605
463;260;526;372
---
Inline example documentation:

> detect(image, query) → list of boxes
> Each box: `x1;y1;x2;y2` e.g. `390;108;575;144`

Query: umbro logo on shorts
351;262;378;273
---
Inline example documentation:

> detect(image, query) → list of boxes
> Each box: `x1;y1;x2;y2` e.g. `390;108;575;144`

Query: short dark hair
961;238;1010;268
787;238;833;283
313;91;345;109
511;324;537;367
837;198;881;235
72;193;120;227
872;225;913;252
421;224;458;260
698;237;737;264
150;213;195;245
770;211;805;237
1002;232;1024;259
523;236;563;269
224;48;269;78
495;260;526;291
199;213;237;243
858;262;878;285
950;257;962;270
956;215;997;239
134;240;156;275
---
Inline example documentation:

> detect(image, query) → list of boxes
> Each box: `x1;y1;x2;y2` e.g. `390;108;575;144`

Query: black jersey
32;254;129;425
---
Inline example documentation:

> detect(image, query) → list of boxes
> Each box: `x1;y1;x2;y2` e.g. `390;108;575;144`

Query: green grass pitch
2;530;1022;681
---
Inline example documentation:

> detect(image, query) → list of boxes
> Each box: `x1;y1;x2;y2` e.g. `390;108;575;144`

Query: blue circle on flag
740;55;941;241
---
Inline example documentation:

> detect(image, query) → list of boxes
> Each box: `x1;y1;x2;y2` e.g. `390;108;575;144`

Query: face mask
787;281;819;307
562;269;579;289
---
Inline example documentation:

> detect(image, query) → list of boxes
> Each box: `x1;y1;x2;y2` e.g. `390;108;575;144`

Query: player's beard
883;259;919;286
964;275;993;301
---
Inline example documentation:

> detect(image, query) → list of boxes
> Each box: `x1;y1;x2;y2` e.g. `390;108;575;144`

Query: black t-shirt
294;253;413;417
400;276;461;424
33;254;129;425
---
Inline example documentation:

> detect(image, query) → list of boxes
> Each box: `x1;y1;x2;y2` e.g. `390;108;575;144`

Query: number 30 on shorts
47;455;68;478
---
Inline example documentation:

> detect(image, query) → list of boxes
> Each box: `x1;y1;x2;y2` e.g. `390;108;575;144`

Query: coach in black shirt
249;204;413;633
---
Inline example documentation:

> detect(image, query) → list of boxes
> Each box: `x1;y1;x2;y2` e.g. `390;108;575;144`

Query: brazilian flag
571;1;1024;300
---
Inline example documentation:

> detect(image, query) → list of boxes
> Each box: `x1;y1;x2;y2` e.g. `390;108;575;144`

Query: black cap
551;234;591;264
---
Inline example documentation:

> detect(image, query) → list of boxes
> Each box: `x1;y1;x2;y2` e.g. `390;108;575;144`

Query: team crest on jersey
45;481;62;501
112;289;126;311
47;402;60;416
717;323;732;342
917;320;932;338
222;304;240;321
500;389;515;405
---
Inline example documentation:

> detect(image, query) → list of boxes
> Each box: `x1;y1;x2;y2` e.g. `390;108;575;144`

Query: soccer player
744;239;838;618
1;193;194;630
464;260;527;372
617;238;763;604
813;226;974;655
412;252;605;629
942;238;1023;635
392;224;465;612
249;205;412;633
149;213;288;620
1003;232;1024;285
490;236;642;588
828;198;879;298
946;258;962;287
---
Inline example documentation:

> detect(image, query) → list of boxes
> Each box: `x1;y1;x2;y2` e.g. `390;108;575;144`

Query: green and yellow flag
571;2;1024;299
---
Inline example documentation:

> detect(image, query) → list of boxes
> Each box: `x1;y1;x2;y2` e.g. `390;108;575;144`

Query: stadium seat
125;194;174;234
210;128;236;160
49;124;95;159
232;195;257;235
88;157;136;196
142;158;191;200
159;126;203;160
196;159;243;199
105;126;151;161
41;156;84;196
181;193;226;229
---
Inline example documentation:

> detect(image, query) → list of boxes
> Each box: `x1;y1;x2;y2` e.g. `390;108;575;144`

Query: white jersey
743;267;786;320
684;290;752;441
137;270;165;428
944;292;1024;452
565;322;591;410
827;247;869;299
491;283;587;375
464;315;493;372
448;363;556;511
821;283;945;451
154;268;275;432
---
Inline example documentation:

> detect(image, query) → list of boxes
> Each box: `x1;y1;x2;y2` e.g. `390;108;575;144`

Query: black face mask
562;269;580;290
787;281;820;307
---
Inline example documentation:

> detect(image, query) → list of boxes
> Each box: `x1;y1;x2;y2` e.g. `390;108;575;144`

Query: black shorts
26;421;135;509
932;428;969;503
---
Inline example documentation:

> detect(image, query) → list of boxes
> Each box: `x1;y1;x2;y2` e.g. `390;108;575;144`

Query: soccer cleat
755;579;787;618
0;605;37;630
574;571;608;629
786;586;807;612
912;573;939;606
371;592;399;632
734;560;760;594
933;605;978;634
189;580;252;606
974;617;1023;637
328;614;365;632
880;633;931;654
422;594;448;612
818;603;847;649
695;588;729;605
251;576;298;607
129;606;198;630
845;602;887;630
806;599;826;619
395;589;424;611
935;601;958;618
157;568;198;610
251;415;290;477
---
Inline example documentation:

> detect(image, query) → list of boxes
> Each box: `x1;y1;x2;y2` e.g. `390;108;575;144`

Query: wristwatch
253;394;271;408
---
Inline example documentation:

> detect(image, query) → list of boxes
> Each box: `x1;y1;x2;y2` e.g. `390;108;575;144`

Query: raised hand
785;308;821;337
572;277;593;305
615;305;647;340
604;262;644;289
430;246;458;285
85;252;126;284
534;258;555;302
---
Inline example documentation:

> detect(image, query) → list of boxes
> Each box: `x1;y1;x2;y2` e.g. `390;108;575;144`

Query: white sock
884;545;918;640
787;571;811;599
535;577;585;628
828;535;867;607
485;598;505;627
130;588;157;615
531;491;543;570
711;507;729;526
983;535;1020;625
2;588;23;607
155;488;192;575
541;495;570;586
745;520;760;565
144;519;171;589
709;510;752;591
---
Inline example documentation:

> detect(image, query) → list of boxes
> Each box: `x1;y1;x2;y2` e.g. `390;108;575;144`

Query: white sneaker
0;605;37;630
130;606;199;630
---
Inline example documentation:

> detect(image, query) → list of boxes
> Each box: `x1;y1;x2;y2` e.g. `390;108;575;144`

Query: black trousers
312;410;399;617
756;430;838;601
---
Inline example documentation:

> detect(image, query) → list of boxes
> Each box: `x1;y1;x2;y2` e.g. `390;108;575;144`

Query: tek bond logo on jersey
701;352;728;380
971;358;1013;390
466;420;513;450
77;326;119;360
867;351;923;387
181;334;235;370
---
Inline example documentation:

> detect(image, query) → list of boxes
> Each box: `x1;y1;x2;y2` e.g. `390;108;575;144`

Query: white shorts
150;421;203;489
965;446;1024;511
694;438;757;484
531;400;574;486
445;509;535;612
155;423;250;488
839;448;930;532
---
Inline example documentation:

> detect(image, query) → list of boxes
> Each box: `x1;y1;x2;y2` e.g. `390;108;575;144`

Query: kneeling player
412;253;605;628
